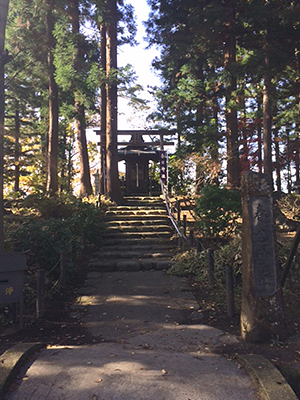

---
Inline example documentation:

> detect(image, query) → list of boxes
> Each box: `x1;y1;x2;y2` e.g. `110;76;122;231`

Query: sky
88;0;161;141
118;0;161;130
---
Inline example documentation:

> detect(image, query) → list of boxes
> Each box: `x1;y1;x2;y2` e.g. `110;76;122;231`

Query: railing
160;180;188;244
161;181;235;318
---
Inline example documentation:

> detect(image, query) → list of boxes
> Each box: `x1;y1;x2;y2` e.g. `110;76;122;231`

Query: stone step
105;218;171;227
123;201;164;207
108;205;166;212
106;210;167;217
105;214;169;221
102;231;173;240
89;258;175;272
94;243;176;254
91;249;176;260
124;196;162;201
104;224;173;233
95;195;177;273
100;237;176;246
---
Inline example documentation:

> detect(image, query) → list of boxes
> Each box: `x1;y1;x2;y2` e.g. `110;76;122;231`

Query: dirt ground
0;270;299;398
191;279;300;399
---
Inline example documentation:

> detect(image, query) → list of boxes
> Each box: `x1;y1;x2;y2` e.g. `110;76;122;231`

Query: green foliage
214;236;242;275
6;195;106;275
276;194;300;222
195;185;242;238
168;154;194;195
169;235;242;283
169;249;208;280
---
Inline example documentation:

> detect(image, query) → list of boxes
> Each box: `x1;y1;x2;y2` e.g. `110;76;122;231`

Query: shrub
195;184;241;237
169;235;242;283
6;196;106;276
276;193;300;221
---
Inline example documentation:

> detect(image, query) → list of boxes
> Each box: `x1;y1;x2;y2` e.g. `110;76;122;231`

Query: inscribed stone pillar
241;171;286;342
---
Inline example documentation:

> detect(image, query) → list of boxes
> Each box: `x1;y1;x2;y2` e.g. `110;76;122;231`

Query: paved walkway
4;271;260;400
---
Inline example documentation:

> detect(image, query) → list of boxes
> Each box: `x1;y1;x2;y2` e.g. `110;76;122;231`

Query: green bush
6;196;106;276
195;184;241;237
169;249;208;280
169;235;242;283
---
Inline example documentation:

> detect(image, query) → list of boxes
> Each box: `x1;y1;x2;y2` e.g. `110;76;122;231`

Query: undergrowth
0;194;110;328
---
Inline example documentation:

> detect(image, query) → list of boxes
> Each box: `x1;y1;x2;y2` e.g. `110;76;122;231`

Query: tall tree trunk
0;0;9;251
70;0;93;197
45;0;59;196
274;123;281;192
294;48;300;188
224;1;240;188
100;24;107;195
211;97;220;185
256;90;263;173
262;72;273;179
295;91;300;186
195;63;204;193
75;102;93;197
14;104;20;192
60;128;66;193
262;32;273;182
286;125;292;193
105;0;122;203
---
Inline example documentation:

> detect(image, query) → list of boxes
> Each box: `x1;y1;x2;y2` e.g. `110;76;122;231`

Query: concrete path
4;271;260;400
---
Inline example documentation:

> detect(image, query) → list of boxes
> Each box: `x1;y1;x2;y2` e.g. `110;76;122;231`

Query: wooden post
207;249;215;286
189;229;194;247
178;235;181;248
281;223;300;287
183;214;187;237
176;199;181;222
36;269;45;318
226;265;235;318
60;252;66;289
197;238;202;253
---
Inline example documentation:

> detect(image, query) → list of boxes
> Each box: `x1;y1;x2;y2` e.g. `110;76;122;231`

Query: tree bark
14;104;20;192
45;0;59;196
295;91;300;186
100;24;107;195
286;125;292;193
224;2;240;188
262;72;273;179
256;90;263;173
70;0;93;198
75;102;93;197
105;0;122;203
274;123;281;192
262;32;273;183
0;0;9;251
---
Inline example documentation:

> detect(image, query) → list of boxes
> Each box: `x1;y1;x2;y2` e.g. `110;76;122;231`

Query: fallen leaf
94;378;103;383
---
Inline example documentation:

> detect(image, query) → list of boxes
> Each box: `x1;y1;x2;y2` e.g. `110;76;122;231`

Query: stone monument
241;171;286;342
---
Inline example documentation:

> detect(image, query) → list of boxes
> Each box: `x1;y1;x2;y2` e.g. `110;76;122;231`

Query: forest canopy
145;0;300;193
2;0;300;203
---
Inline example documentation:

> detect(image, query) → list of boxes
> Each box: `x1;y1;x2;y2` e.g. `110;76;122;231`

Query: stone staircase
89;196;178;272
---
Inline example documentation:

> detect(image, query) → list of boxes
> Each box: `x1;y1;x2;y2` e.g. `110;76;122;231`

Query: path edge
0;342;44;399
237;354;298;400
